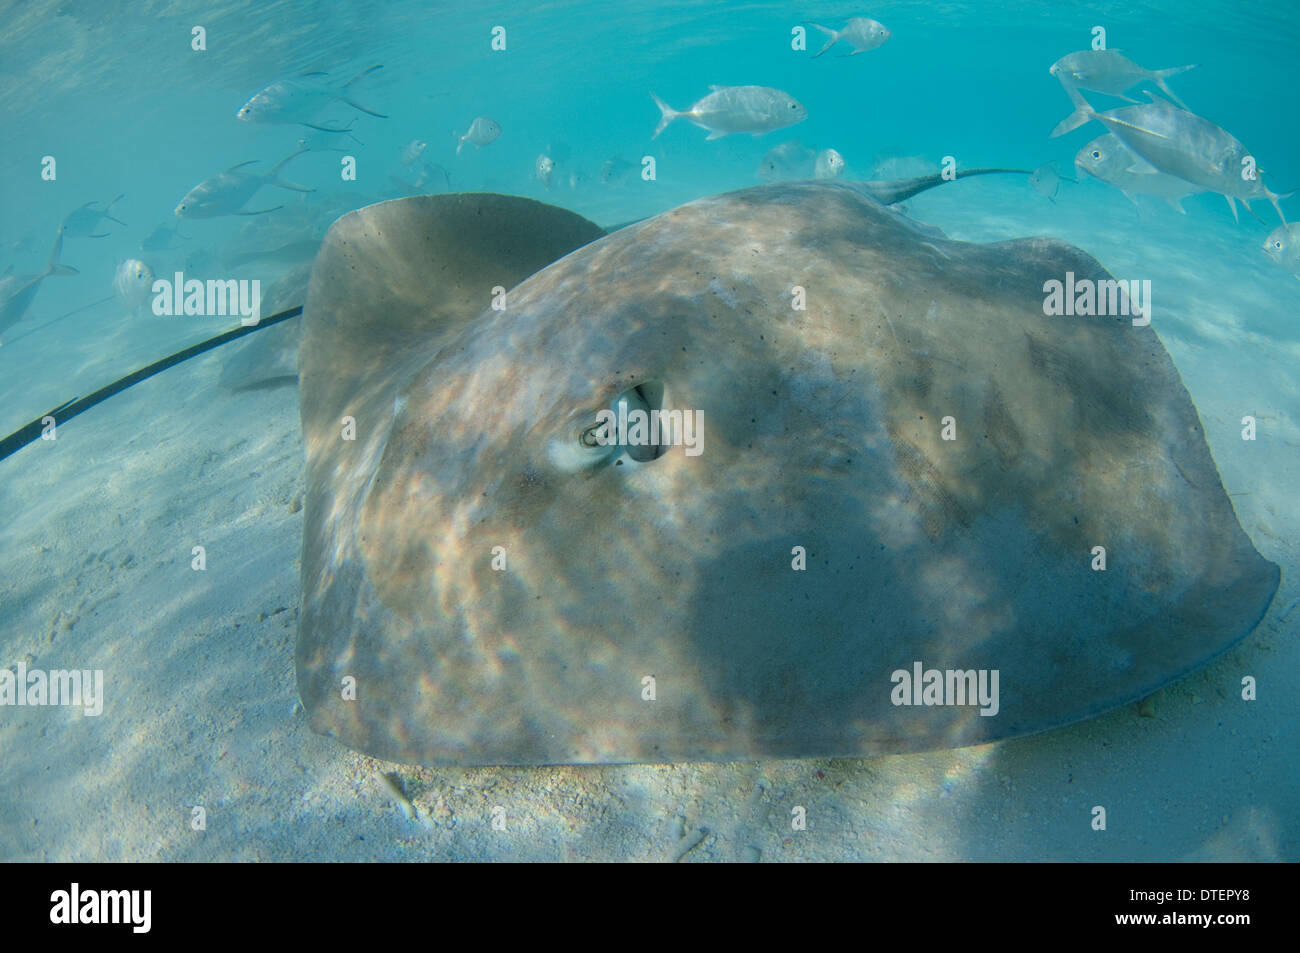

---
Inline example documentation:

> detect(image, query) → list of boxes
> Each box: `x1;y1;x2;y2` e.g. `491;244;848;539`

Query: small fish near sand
237;64;388;126
0;229;78;340
535;153;556;188
400;139;427;167
61;195;127;238
1074;133;1203;213
139;221;188;252
808;17;891;58
1028;161;1074;202
113;258;155;316
757;139;816;181
456;117;501;154
390;161;452;196
814;148;846;179
1049;49;1195;109
600;155;639;185
652;85;807;140
1261;223;1300;279
174;148;315;219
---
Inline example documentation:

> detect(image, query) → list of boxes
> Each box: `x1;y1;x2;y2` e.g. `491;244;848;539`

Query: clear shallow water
0;0;1296;861
1;0;1297;407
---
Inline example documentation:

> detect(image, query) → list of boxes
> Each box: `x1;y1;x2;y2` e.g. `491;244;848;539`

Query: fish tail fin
271;144;310;176
43;228;67;276
1154;64;1196;109
342;64;383;89
1265;187;1292;226
808;23;838;58
271;145;315;192
337;65;386;117
1050;86;1096;138
651;93;680;139
272;179;316;193
341;95;388;118
104;193;128;226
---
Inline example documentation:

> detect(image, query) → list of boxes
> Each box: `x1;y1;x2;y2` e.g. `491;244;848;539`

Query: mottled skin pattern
296;186;1278;765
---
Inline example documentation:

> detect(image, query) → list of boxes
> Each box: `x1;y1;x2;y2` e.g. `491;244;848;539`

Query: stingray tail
650;93;683;139
1153;64;1196;110
864;168;1034;206
808;23;839;58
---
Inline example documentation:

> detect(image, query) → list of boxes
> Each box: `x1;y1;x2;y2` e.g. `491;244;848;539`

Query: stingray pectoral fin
297;193;606;470
296;196;609;756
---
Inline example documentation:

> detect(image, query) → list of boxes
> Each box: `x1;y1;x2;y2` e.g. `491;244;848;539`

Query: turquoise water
1;1;1296;860
2;0;1297;404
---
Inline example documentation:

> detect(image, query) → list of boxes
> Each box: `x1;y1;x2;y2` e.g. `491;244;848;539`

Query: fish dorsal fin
299;193;605;452
225;159;260;173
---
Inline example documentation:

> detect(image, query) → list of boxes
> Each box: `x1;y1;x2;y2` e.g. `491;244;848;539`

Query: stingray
295;182;1278;766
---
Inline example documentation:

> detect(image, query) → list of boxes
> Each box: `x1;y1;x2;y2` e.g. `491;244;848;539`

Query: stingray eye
579;421;609;447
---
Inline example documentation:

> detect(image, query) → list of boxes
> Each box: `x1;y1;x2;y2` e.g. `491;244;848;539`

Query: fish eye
1275;241;1284;249
1091;151;1101;159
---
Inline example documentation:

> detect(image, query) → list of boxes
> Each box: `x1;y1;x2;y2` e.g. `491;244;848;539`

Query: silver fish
400;139;427;166
237;64;387;125
1052;90;1289;223
1074;133;1202;213
61;194;127;238
139;221;189;251
1049;49;1195;109
456;117;501;154
757;139;815;181
1028;161;1076;202
600;156;638;185
535;153;556;189
174;148;315;219
814;148;846;179
808;17;890;58
652;86;807;140
1261;223;1300;279
0;230;78;338
113;258;155;315
389;161;452;196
